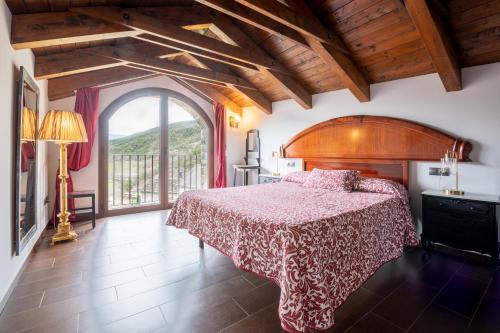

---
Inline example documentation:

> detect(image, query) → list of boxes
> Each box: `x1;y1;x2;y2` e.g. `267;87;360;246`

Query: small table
258;174;282;184
233;164;260;186
68;190;96;229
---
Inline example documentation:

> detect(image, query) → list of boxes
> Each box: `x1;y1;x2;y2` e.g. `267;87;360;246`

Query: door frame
98;88;214;218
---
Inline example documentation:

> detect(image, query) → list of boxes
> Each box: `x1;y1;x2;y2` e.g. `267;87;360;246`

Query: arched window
98;88;213;216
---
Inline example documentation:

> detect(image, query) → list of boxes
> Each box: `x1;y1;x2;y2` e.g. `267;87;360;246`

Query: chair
233;129;261;186
68;190;96;229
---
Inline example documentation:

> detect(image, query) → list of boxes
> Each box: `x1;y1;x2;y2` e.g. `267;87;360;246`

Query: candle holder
441;150;464;196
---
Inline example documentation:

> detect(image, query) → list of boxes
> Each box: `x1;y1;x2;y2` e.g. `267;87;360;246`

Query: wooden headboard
280;116;472;187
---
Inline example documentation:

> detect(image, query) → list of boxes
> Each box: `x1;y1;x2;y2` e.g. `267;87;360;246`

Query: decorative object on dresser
39;110;88;245
233;129;261;186
441;150;464;195
421;190;499;266
258;174;282;184
14;66;40;255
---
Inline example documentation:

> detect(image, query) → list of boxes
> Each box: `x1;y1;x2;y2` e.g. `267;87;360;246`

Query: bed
166;116;472;333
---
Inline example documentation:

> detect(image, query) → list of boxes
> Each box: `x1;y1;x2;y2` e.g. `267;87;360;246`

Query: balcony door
98;88;213;217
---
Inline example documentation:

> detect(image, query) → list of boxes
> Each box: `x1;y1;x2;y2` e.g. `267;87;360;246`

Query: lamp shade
39;110;88;143
21;106;37;142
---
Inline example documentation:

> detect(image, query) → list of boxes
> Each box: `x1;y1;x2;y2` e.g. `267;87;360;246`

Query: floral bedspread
166;181;418;332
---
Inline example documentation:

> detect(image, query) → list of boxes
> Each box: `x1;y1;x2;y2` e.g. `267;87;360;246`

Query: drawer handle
470;206;476;211
439;202;444;206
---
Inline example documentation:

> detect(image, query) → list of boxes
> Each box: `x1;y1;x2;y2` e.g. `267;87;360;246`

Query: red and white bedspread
166;181;418;333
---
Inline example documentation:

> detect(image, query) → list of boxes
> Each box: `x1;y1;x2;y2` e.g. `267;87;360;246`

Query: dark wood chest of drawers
421;192;499;265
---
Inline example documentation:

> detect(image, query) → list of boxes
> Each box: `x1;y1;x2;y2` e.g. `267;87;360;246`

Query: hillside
109;120;204;156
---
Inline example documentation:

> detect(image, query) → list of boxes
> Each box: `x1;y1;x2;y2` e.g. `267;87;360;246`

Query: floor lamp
39;110;88;245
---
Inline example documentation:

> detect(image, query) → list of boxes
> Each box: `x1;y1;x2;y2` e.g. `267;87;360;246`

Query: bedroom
0;0;499;332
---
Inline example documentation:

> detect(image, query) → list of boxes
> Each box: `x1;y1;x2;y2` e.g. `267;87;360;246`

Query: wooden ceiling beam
134;34;258;72
233;0;347;53
233;0;370;102
79;44;256;89
195;0;309;49
178;78;243;114
48;67;156;101
10;11;139;49
36;51;123;80
123;63;229;88
209;14;312;109
10;6;216;50
134;5;217;29
70;6;288;74
35;41;181;80
405;0;462;91
170;77;213;105
185;53;272;114
306;37;370;102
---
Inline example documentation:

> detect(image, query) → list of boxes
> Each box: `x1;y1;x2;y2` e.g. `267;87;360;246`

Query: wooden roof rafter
10;6;216;50
9;0;490;113
183;53;273;114
79;44;256;89
175;77;243;115
404;0;462;91
34;41;182;80
48;66;158;101
208;0;371;102
10;3;314;112
195;0;310;49
206;9;313;109
70;6;289;74
235;0;348;52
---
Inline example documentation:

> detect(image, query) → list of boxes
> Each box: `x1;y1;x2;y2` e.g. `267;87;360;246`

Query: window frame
98;88;214;217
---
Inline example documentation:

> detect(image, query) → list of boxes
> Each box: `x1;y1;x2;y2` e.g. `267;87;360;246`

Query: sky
109;96;195;138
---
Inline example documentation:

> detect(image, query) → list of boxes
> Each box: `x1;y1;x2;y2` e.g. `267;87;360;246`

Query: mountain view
108;120;208;207
109;120;204;156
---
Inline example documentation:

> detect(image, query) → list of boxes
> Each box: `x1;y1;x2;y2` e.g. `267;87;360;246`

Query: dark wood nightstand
421;190;499;266
258;174;282;184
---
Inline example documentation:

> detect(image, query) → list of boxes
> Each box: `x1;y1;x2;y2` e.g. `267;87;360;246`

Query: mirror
247;129;259;153
245;129;261;167
15;66;39;255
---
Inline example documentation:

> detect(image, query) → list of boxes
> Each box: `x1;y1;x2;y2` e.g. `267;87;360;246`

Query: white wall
48;76;247;213
0;2;49;307
240;62;500;235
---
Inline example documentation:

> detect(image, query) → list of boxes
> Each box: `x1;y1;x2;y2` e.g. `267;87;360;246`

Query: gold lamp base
50;142;79;246
443;189;465;196
51;223;78;245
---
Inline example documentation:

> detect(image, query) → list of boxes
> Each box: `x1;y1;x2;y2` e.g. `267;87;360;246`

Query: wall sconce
229;114;241;128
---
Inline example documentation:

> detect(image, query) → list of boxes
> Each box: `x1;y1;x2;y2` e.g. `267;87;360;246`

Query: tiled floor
0;210;498;333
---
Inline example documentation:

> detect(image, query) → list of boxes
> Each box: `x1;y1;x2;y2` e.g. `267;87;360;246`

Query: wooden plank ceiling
6;0;500;114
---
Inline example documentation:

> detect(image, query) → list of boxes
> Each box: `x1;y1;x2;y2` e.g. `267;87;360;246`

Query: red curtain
67;87;100;170
213;102;226;188
52;87;100;225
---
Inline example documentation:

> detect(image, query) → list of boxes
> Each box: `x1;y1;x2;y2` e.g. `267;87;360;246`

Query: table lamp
39;110;88;245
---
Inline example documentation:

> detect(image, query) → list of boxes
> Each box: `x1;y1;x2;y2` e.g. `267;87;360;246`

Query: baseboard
0;222;50;315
